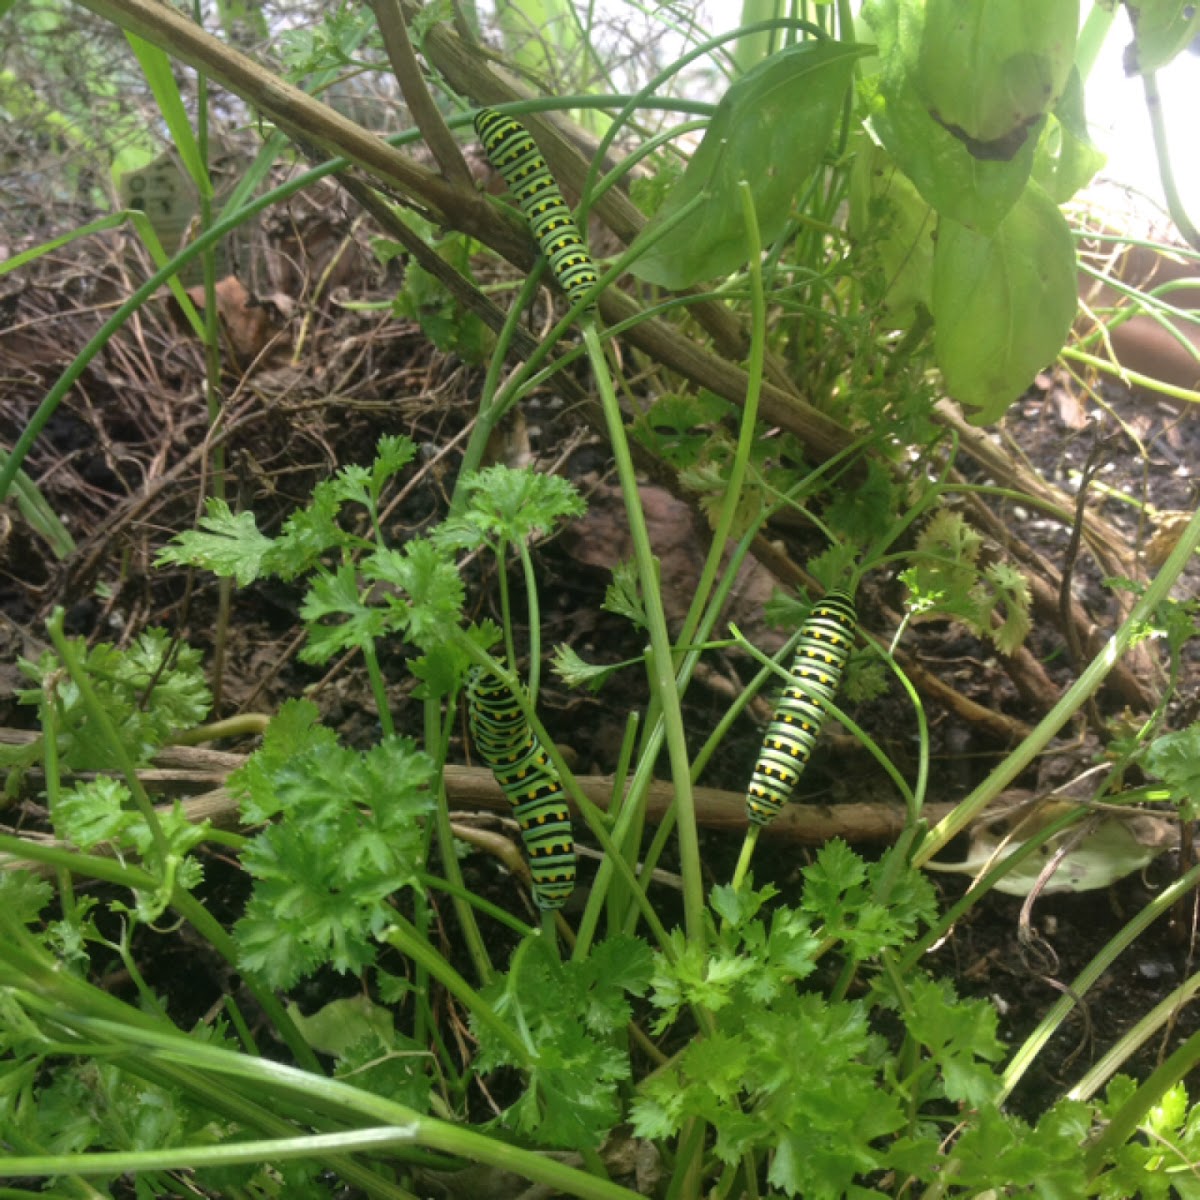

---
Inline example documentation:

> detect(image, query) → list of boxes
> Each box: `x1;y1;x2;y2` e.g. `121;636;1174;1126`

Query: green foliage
474;934;653;1147
434;465;586;550
901;509;1032;653
377;219;489;362
630;40;868;288
18;627;211;770
1124;0;1200;73
1144;725;1200;820
914;0;1078;152
276;2;378;76
630;390;735;471
289;994;432;1109
798;839;937;962
53;779;207;893
232;707;435;987
932;182;1078;422
859;0;1093;419
634;867;938;1199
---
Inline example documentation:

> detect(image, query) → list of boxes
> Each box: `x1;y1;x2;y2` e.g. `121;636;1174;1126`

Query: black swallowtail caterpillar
474;107;599;309
467;664;576;909
745;589;856;826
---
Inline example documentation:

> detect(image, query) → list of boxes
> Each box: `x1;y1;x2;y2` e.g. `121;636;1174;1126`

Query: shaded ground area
3;187;1200;1151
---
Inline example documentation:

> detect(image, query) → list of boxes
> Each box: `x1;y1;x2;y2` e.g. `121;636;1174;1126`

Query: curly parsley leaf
1145;725;1200;820
234;734;435;988
433;466;586;552
473;934;651;1148
19;628;210;769
155;498;278;585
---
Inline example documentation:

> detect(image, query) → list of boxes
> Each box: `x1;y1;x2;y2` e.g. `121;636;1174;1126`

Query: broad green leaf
124;34;211;199
916;0;1078;152
862;0;1037;231
287;995;394;1057
1032;68;1106;203
932;182;1077;423
848;135;935;324
1125;0;1200;72
629;40;867;288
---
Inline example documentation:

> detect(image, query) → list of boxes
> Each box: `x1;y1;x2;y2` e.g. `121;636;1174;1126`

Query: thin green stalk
674;181;766;663
363;642;396;738
1084;1026;1200;1178
1000;860;1200;1104
1070;966;1200;1103
730;824;761;891
425;697;494;985
0;1128;423;1180
1061;346;1200;404
45;609;170;863
52;1013;647;1200
1141;67;1200;251
382;914;528;1064
454;267;545;495
518;540;543;700
583;319;704;944
1075;1;1117;83
6;988;421;1198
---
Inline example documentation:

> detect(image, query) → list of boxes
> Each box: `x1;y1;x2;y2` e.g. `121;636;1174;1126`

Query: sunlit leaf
932;182;1077;423
848;135;936;324
1124;0;1200;73
630;40;866;288
862;0;1037;231
915;0;1078;152
1032;68;1106;203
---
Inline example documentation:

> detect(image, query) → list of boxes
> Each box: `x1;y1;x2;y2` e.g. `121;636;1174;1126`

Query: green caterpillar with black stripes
745;589;856;826
467;663;576;909
474;107;599;309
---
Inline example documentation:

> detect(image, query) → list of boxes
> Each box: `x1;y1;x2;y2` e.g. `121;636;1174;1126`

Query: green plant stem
4;984;424;1198
383;914;527;1063
44;608;170;864
362;642;396;738
428;698;494;985
171;712;271;743
730;824;760;891
582;320;704;945
518;540;543;700
1000;859;1200;1104
1141;67;1200;251
1074;0;1117;83
675;180;765;665
1084;1026;1200;1178
453;268;544;495
1061;346;1200;404
1070;965;1200;1103
0;1128;424;1179
913;499;1200;867
47;1012;647;1200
